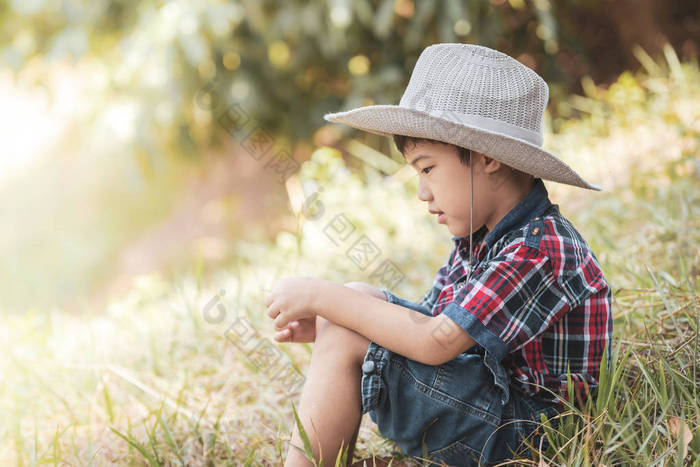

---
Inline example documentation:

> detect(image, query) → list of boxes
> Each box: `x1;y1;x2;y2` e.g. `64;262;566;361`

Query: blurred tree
0;0;698;162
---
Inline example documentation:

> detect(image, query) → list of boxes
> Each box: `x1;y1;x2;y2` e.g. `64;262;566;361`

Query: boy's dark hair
392;134;472;165
393;134;533;183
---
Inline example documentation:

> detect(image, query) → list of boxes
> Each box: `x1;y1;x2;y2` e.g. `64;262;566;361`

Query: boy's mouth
429;208;446;223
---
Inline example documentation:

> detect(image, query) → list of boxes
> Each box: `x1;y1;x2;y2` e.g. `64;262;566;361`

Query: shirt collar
451;177;552;252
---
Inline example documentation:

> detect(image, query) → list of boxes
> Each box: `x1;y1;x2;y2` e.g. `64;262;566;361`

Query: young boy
265;43;613;467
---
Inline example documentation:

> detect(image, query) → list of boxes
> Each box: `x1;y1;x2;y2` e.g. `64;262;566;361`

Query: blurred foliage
1;49;699;464
0;145;188;312
543;43;700;291
1;0;698;164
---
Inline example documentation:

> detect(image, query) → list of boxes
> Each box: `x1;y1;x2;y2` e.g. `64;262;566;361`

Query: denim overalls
360;290;561;466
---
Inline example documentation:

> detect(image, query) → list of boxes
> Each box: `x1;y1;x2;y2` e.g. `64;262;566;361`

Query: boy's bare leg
284;283;383;467
284;317;370;466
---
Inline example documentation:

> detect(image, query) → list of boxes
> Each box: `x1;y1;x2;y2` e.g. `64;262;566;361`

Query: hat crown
399;43;549;146
322;42;601;190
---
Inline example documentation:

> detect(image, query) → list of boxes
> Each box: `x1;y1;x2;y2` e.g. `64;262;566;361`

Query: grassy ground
1;48;698;466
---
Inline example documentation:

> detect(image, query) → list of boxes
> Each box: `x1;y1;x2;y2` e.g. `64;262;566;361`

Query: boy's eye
421;166;434;174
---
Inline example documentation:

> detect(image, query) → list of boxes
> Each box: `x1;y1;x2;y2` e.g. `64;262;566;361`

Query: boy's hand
273;317;317;343
265;276;324;332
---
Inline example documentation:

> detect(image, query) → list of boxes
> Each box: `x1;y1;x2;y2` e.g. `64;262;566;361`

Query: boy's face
404;141;497;238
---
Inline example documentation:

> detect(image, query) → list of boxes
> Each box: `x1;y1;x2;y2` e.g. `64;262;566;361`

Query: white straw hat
324;43;601;191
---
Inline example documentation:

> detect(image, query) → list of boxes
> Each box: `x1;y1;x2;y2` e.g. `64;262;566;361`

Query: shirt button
362;360;375;374
531;227;540;235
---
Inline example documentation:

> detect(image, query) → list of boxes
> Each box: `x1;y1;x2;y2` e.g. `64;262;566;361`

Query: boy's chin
447;224;471;238
446;225;464;237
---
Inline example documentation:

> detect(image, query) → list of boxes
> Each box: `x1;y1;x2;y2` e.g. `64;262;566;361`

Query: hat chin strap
469;149;473;275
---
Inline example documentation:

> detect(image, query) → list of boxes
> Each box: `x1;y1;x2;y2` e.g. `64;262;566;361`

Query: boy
265;43;612;466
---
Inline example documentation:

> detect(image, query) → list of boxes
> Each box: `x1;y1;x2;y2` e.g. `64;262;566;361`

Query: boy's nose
418;189;432;202
417;180;432;201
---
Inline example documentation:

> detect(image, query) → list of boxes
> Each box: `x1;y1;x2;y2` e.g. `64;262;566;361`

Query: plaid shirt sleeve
441;240;572;362
440;217;612;405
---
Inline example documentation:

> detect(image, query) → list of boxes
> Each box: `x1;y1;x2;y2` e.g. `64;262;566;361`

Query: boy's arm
313;281;475;366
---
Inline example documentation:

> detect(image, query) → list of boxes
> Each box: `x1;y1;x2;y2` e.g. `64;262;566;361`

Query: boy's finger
274;328;292;342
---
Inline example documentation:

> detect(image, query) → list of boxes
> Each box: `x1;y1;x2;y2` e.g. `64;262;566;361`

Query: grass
1;47;699;465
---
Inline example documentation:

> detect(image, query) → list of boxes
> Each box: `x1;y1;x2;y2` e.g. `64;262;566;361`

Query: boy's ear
481;155;503;174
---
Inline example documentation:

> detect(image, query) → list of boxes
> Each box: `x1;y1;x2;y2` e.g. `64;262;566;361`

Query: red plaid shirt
420;178;613;404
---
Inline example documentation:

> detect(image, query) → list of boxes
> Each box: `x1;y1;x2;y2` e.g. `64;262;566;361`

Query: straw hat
324;43;601;191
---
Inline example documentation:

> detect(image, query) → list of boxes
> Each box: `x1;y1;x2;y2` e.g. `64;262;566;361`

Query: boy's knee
315;317;370;364
316;317;353;341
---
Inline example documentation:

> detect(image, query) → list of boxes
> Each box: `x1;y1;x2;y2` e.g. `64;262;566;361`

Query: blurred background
1;1;699;465
2;0;699;314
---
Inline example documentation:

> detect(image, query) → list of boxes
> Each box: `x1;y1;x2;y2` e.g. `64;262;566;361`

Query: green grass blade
109;426;162;466
290;401;319;466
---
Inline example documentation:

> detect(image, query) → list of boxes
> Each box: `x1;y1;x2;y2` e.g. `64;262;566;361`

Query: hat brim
324;105;601;191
